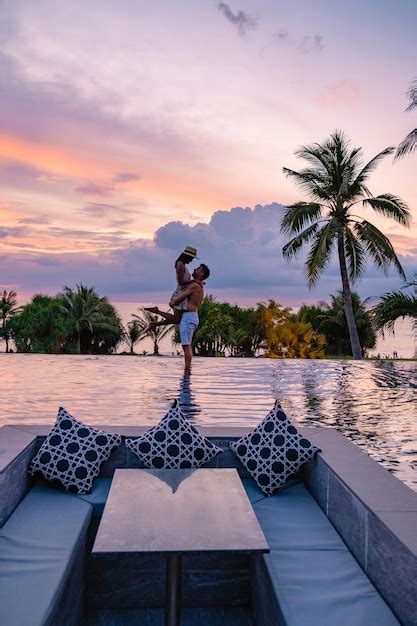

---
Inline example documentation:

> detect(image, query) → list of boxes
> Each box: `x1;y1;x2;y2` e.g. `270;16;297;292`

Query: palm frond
280;202;323;235
395;129;417;158
282;223;320;259
344;227;366;281
362;193;411;227
294;143;333;175
405;79;417;112
282;168;330;200
373;291;417;333
306;221;337;286
351;147;394;193
354;221;405;278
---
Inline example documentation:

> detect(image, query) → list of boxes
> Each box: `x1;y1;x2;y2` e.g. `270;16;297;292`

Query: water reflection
0;354;416;491
178;368;201;420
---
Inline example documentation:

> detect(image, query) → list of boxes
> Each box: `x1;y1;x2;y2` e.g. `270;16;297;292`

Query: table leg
165;554;182;626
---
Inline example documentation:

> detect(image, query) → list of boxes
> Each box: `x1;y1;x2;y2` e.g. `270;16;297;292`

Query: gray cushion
248;481;399;626
0;483;92;626
242;477;300;505
77;477;112;517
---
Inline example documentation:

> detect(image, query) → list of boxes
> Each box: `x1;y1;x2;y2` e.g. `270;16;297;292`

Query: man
170;263;210;370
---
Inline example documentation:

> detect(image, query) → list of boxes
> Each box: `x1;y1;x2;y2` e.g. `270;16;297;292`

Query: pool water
1;354;416;490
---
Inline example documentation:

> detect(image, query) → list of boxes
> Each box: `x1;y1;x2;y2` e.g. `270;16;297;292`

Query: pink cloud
314;80;360;107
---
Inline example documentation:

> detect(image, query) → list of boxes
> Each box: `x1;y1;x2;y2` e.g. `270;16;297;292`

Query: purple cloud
218;3;257;36
2;203;415;306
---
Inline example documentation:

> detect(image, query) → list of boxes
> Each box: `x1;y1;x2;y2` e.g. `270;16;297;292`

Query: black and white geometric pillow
29;407;121;494
230;401;319;496
126;400;222;469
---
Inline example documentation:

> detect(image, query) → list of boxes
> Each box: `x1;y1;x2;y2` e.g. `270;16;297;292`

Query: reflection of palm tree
0;290;20;352
132;308;173;355
61;284;115;354
281;131;410;359
396;80;417;158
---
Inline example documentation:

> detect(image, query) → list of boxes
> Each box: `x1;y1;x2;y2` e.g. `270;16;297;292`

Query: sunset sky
1;0;416;307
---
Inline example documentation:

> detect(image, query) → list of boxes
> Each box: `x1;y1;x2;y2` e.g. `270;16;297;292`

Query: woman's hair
174;253;193;267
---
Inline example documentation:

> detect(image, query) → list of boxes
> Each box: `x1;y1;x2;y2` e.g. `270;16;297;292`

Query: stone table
92;468;269;626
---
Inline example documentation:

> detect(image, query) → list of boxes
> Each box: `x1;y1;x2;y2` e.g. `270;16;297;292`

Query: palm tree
61;284;115;354
396;79;417;158
125;320;145;354
373;274;417;334
0;290;20;352
281;130;410;359
132;308;173;355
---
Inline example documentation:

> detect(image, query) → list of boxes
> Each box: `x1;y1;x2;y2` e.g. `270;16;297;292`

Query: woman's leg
145;307;177;323
146;309;182;330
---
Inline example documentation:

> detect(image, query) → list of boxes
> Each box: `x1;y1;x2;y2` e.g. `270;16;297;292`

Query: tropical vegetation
373;274;417;334
7;286;123;354
296;292;376;357
131;308;173;356
396;79;417;158
0;290;20;353
1;277;414;360
172;297;327;358
281;130;410;359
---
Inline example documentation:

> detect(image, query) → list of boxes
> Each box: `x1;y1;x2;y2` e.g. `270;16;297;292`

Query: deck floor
87;607;255;625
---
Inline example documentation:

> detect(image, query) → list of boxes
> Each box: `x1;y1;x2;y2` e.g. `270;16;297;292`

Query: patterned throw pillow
126;400;222;469
230;401;319;496
29;407;121;494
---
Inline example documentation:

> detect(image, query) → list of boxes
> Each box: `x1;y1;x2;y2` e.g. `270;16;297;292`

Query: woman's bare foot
144;306;159;313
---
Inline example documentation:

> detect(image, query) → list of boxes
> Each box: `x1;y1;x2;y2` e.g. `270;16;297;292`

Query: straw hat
182;245;198;259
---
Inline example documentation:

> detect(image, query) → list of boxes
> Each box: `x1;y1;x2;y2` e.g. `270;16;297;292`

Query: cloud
113;172;141;183
259;30;324;56
217;3;257;36
74;172;141;198
2;203;415;305
18;215;52;225
300;34;324;53
314;80;360;107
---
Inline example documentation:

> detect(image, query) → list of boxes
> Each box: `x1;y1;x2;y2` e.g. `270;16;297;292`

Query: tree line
1;282;415;358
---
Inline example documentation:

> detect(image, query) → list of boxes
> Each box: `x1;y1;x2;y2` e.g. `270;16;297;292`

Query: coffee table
92;468;269;626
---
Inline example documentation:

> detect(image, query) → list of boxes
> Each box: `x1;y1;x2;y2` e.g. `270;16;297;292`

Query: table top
92;468;269;555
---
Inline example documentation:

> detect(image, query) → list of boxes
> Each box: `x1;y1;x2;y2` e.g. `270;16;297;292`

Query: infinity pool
1;354;416;490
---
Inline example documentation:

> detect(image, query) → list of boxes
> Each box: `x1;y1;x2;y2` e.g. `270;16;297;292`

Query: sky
1;0;416;309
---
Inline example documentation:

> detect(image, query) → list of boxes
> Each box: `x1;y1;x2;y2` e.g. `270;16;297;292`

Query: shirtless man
169;263;210;370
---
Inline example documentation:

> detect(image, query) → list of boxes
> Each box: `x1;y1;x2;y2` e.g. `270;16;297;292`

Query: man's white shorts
180;312;199;345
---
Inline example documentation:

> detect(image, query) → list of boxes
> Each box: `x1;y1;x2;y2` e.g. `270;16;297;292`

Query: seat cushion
251;482;399;626
126;399;222;469
77;477;112;517
242;477;300;505
0;483;92;626
29;406;121;494
230;401;319;495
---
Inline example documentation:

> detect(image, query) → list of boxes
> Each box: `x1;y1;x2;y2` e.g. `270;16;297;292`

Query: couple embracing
145;246;210;371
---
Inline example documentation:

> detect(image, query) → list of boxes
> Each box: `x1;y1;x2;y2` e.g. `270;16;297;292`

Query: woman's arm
176;262;192;286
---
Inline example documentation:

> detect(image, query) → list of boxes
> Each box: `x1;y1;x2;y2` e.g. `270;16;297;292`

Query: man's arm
170;283;196;305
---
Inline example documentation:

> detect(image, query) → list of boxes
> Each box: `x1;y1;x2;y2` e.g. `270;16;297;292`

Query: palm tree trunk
77;333;81;355
337;234;362;359
2;317;7;353
154;340;159;356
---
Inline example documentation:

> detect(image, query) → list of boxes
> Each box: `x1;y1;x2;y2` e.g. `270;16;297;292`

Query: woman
144;245;198;329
